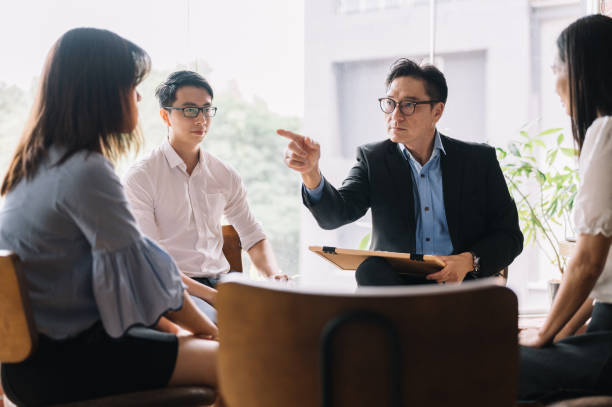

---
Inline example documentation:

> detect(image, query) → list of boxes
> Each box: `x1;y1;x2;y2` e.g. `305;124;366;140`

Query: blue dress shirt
305;131;454;256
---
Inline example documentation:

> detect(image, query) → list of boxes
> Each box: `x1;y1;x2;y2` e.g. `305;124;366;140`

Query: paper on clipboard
308;246;445;276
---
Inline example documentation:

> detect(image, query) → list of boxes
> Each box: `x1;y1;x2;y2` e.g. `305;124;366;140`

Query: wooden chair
222;225;242;273
216;279;519;407
0;251;216;407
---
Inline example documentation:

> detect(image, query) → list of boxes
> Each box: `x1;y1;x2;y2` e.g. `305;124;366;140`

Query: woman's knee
168;336;218;387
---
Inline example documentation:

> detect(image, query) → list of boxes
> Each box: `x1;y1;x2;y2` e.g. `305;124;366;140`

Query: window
0;0;304;276
304;0;595;311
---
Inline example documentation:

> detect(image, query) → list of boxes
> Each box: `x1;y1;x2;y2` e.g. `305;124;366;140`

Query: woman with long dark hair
519;14;612;402
0;28;219;406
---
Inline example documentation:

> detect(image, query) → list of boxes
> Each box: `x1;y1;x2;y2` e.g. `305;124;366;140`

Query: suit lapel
440;135;463;252
384;141;416;236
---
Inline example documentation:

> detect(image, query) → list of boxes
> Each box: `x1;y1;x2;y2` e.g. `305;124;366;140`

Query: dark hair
1;27;150;195
155;70;214;108
385;58;448;104
557;14;612;152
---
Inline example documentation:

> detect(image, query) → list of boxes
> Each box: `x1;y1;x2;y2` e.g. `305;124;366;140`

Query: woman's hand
197;313;219;339
519;328;551;348
155;316;181;334
166;291;219;339
271;273;290;281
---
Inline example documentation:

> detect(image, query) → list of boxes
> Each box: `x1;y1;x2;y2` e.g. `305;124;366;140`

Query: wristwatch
469;251;480;275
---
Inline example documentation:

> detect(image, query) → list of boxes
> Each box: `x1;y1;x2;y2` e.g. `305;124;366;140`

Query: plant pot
548;279;561;305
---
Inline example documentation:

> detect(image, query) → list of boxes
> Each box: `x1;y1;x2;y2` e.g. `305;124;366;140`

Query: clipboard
308;246;445;276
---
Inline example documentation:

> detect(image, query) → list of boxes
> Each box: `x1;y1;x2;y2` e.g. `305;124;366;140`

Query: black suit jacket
303;135;524;278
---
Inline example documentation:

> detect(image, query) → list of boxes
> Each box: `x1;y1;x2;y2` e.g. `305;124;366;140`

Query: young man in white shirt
124;71;285;321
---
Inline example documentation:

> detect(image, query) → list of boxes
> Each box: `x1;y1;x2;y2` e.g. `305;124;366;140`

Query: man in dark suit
278;58;523;286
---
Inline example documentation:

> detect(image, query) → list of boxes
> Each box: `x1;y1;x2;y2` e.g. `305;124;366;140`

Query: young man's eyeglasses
378;97;440;116
164;106;218;118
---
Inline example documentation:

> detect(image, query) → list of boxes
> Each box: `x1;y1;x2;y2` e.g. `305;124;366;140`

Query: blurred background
1;0;609;312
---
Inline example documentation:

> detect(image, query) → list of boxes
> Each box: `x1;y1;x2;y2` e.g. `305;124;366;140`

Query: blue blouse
0;146;184;339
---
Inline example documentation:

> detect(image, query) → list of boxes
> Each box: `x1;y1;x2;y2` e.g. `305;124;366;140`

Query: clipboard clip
410;253;424;261
322;246;337;254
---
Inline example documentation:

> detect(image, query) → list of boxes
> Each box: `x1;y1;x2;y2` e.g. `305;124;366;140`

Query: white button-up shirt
123;140;266;278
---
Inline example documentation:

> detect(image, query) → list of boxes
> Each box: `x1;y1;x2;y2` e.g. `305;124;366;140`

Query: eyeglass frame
378;97;441;116
163;106;218;118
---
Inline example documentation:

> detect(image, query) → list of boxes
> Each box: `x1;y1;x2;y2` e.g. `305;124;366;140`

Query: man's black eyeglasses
378;97;440;116
164;106;218;118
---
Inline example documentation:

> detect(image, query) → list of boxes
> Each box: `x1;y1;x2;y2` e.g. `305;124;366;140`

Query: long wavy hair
557;14;612;153
1;27;150;195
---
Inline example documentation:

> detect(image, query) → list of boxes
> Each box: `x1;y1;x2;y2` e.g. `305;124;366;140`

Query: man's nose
194;110;206;123
391;105;404;121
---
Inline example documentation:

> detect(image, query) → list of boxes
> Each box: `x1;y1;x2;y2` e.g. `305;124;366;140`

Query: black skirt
519;302;612;402
1;322;178;407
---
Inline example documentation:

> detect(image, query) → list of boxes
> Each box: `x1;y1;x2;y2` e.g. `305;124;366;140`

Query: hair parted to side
385;58;448;104
1;27;151;196
155;70;214;108
557;14;612;152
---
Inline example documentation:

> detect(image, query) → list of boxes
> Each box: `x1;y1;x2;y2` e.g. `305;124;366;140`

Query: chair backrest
0;251;38;363
222;225;242;273
217;279;518;407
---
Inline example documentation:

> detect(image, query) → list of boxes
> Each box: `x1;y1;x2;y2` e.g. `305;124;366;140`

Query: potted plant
496;127;579;302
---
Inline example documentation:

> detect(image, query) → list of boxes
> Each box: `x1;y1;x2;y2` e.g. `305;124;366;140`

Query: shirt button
424;206;430;212
426;237;431;242
420;174;425;178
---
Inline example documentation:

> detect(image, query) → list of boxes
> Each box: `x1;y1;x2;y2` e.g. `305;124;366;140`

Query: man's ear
160;108;171;126
432;102;445;124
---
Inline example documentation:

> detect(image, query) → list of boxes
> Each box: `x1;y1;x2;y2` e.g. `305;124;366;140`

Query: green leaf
536;170;546;184
547;199;558;216
496;147;507;159
533;139;546;147
561;147;578;157
538;127;563;136
520;131;529;138
557;133;564;145
358;232;371;250
509;143;521;157
546;149;558;166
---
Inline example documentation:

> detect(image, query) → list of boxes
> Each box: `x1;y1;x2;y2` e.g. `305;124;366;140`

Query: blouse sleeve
58;154;185;337
573;117;612;238
92;236;184;337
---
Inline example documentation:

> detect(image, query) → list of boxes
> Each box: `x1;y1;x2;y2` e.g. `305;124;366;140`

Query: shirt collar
161;139;205;170
398;130;446;163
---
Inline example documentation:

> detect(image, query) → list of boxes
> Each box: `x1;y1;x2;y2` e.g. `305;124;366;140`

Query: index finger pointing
277;129;304;142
